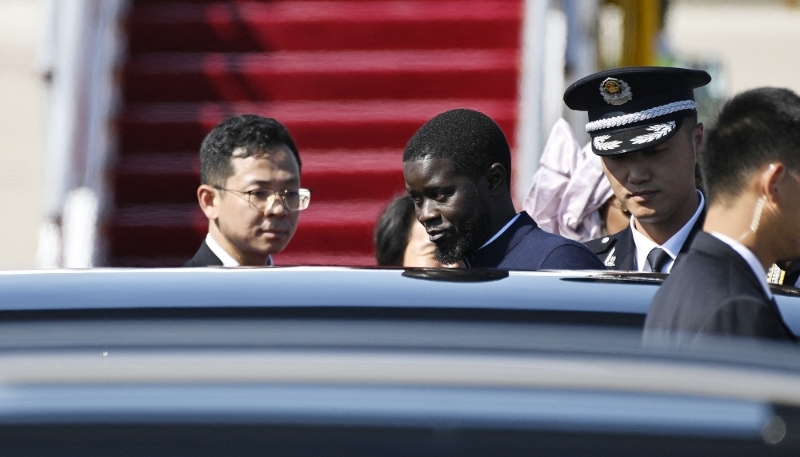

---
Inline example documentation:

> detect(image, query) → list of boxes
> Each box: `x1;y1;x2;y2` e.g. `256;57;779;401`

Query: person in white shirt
185;115;310;267
564;67;711;272
644;87;800;347
524;118;629;243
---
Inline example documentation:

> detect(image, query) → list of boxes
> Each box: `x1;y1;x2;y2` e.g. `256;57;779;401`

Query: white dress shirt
630;191;705;273
205;233;273;266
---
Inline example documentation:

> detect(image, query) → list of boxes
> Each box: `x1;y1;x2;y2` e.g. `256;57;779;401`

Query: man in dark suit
402;109;604;271
563;67;710;273
185;115;311;267
643;88;800;347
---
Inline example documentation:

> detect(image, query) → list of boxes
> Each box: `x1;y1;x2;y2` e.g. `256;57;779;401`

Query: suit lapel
198;241;223;265
679;206;706;255
185;241;223;267
610;228;635;270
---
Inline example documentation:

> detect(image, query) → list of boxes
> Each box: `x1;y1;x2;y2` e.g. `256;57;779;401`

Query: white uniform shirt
630;191;705;273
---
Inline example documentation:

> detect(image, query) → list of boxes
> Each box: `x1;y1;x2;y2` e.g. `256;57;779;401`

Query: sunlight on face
215;146;300;260
600;124;699;226
403;157;490;265
403;219;451;268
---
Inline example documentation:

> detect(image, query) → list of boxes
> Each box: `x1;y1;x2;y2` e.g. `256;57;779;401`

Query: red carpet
110;0;522;266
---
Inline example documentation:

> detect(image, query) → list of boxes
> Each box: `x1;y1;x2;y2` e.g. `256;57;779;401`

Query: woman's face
403;219;454;268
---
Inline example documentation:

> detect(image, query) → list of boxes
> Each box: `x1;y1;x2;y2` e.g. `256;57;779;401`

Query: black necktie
646;247;671;272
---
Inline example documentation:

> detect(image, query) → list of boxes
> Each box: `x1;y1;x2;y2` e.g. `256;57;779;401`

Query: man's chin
255;232;294;252
628;205;661;223
249;241;288;257
432;241;468;265
432;224;491;265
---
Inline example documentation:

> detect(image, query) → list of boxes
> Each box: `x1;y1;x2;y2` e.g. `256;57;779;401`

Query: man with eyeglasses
185;115;311;267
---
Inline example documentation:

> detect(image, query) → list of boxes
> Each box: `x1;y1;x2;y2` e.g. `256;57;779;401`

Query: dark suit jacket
585;209;705;270
465;212;605;271
642;232;795;348
184;241;223;267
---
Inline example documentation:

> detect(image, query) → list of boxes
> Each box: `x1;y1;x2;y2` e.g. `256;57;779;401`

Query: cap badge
600;78;632;105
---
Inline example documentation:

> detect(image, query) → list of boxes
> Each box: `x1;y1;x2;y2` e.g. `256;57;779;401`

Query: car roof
4;266;800;335
0;267;660;313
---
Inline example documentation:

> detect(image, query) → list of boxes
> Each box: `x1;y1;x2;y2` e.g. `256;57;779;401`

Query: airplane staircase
109;0;523;266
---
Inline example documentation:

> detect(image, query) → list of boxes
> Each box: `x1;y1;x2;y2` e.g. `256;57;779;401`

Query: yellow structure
604;0;663;67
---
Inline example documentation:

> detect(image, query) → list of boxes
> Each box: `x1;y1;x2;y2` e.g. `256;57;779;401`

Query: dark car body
2;267;800;456
3;267;800;333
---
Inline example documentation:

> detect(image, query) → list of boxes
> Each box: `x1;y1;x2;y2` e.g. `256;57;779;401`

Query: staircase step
112;0;522;267
113;150;406;206
118;99;517;153
127;1;522;53
124;50;519;103
107;200;388;261
132;0;443;3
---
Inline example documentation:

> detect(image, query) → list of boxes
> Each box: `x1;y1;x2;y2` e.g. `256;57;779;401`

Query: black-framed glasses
214;186;312;212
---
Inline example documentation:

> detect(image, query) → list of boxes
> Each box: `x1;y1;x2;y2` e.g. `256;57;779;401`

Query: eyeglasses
214;186;312;212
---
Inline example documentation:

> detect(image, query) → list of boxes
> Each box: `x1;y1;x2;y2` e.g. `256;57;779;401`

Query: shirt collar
710;232;772;298
631;191;705;272
205;233;273;267
478;213;521;250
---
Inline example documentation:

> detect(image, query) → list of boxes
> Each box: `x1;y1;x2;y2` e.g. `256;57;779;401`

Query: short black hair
701;88;800;202
199;114;301;186
374;195;415;266
680;115;704;189
402;109;511;189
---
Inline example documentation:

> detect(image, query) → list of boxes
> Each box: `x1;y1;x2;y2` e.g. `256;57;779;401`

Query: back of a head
200;114;301;186
403;109;511;188
701;88;800;203
374;196;415;266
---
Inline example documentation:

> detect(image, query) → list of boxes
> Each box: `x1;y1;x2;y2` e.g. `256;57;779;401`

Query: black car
2;267;800;456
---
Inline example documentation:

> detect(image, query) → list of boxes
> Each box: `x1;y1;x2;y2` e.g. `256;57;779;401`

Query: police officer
563;67;710;272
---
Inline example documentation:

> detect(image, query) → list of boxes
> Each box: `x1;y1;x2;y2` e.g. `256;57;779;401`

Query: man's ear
692;122;704;160
485;163;507;194
763;163;785;204
198;184;220;221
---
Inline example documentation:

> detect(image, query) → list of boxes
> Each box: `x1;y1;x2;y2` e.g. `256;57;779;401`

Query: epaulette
768;264;787;285
584;234;618;256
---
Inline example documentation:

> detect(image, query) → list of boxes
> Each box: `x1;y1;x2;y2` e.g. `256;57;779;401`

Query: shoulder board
584;234;618;255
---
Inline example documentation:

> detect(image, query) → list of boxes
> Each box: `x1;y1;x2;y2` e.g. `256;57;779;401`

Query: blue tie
646;247;671;272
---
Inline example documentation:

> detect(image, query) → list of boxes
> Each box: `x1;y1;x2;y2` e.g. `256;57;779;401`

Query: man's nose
417;199;439;223
263;195;287;217
626;155;651;184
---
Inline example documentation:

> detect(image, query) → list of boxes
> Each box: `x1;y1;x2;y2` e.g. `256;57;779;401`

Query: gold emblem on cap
604;80;621;94
600;77;632;105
